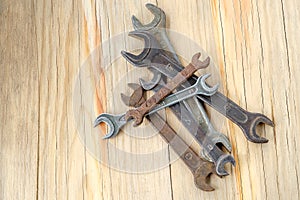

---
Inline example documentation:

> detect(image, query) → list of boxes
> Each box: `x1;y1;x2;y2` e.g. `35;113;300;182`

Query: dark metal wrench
124;53;210;126
122;88;218;191
121;30;274;143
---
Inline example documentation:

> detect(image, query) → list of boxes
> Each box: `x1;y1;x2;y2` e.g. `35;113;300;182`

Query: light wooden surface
1;0;300;199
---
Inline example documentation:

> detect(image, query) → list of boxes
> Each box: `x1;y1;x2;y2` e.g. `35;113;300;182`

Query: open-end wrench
124;53;210;126
121;86;218;191
122;30;274;143
94;74;217;138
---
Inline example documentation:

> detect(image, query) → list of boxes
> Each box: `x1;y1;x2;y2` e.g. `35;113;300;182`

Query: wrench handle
147;112;217;191
197;92;273;143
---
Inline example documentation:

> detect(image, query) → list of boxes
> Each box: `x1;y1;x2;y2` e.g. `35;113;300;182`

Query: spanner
121;86;218;191
121;30;274;143
94;74;217;138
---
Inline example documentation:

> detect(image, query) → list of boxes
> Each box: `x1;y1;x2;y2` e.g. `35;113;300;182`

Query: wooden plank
1;0;300;199
0;1;38;199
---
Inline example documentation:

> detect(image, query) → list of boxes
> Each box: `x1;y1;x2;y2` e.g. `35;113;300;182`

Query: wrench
94;74;217;138
121;87;219;191
124;53;210;126
148;113;218;191
121;30;274;143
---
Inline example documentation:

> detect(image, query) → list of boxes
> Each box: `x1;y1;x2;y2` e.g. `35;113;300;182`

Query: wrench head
244;113;274;143
121;30;162;67
121;83;145;107
201;133;233;162
93;113;123;139
191;52;210;70
139;68;162;90
215;154;236;176
197;74;219;96
132;3;166;30
125;109;144;127
194;161;217;191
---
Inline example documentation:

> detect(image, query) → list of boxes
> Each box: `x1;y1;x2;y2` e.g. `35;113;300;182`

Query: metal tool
131;4;232;161
121;81;235;176
121;30;274;143
94;74;217;138
122;86;218;191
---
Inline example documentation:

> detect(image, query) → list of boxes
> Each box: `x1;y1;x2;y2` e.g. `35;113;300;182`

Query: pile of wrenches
94;4;274;191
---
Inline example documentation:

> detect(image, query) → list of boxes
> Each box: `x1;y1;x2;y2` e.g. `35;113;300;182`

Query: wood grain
1;0;299;199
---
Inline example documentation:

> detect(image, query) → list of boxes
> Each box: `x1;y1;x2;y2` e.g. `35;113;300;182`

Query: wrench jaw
191;53;210;69
200;74;219;95
194;162;217;191
93;113;123;139
243;114;274;143
121;31;164;67
139;68;162;90
132;3;165;30
215;154;236;176
200;133;233;162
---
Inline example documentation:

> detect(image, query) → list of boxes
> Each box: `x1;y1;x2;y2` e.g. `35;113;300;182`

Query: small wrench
122;88;219;191
122;30;274;143
94;74;217;138
124;53;210;126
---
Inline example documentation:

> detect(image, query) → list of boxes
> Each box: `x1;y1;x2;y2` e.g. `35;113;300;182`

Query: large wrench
94;74;217;138
122;30;274;143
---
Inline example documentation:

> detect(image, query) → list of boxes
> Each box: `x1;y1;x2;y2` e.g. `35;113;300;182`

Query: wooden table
1;0;299;199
